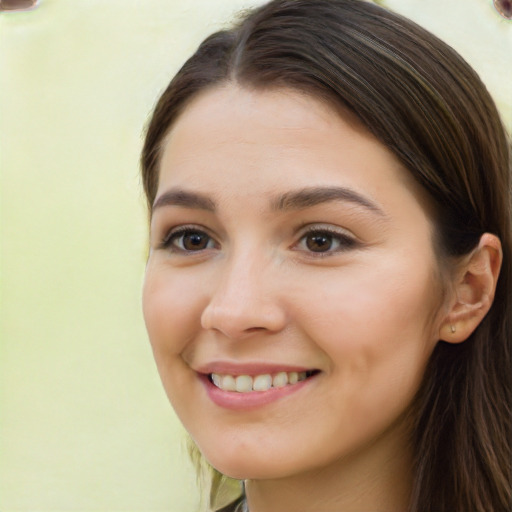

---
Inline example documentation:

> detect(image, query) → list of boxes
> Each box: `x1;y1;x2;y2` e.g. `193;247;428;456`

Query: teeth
288;372;299;384
235;375;253;393
273;371;288;388
210;370;313;393
221;375;236;391
253;374;272;391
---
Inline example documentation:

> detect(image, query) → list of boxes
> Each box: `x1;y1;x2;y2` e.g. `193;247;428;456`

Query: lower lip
199;373;318;410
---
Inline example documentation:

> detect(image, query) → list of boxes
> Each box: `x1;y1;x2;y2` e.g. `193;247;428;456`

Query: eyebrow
271;186;385;216
152;185;385;217
152;189;216;213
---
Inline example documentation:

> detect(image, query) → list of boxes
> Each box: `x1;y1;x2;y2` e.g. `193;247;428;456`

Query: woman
141;1;511;511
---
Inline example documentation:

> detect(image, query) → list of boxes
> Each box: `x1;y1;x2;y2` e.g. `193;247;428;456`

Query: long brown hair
141;1;512;510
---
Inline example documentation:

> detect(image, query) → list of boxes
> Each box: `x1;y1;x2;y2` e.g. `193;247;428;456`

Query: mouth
207;370;320;393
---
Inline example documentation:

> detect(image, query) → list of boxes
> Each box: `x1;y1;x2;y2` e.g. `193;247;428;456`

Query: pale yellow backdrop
0;1;510;511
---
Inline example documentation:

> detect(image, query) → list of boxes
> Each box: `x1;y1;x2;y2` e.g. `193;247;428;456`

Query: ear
439;233;502;343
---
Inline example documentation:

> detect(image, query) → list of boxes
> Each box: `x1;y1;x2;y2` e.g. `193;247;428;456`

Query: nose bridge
201;245;285;338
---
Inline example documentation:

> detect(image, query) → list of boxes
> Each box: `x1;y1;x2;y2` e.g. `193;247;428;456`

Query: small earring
450;325;456;333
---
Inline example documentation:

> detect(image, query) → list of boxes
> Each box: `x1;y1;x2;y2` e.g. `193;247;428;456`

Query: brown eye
182;232;210;250
166;229;215;252
306;233;334;252
298;228;358;255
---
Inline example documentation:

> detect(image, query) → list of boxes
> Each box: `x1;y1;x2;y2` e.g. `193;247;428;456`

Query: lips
196;361;316;376
209;370;318;392
196;363;320;409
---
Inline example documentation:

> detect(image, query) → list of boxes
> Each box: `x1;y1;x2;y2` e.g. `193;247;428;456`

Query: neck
244;418;413;512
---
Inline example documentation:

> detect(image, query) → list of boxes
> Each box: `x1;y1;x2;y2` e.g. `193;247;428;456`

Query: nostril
201;298;287;338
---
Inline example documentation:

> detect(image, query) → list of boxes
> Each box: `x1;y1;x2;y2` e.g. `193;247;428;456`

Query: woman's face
143;85;444;480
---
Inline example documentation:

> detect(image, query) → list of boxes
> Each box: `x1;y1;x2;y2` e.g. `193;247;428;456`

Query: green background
1;1;510;510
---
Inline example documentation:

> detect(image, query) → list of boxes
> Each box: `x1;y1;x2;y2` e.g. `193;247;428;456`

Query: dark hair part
141;1;512;510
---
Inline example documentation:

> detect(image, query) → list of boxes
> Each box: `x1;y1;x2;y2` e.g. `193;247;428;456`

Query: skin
142;85;498;511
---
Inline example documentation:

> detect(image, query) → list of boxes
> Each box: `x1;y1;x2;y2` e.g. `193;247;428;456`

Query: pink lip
196;361;313;376
198;370;319;411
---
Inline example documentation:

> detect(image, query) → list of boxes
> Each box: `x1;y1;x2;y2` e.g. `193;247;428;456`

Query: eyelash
159;225;359;256
295;226;359;255
160;225;217;253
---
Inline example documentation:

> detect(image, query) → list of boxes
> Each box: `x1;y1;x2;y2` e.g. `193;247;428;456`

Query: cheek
142;264;209;415
297;256;436;332
293;258;439;400
142;264;207;356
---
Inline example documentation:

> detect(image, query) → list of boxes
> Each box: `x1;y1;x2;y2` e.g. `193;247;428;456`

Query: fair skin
142;85;501;512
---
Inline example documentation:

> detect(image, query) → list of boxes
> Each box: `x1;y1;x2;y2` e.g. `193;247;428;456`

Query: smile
199;367;320;410
209;370;317;393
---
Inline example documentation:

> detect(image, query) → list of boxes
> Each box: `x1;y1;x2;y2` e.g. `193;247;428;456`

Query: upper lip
195;361;316;376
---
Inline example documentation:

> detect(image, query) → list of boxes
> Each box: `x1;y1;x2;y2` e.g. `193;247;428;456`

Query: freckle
494;0;512;19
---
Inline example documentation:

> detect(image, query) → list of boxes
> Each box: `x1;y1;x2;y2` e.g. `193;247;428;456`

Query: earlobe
439;233;502;343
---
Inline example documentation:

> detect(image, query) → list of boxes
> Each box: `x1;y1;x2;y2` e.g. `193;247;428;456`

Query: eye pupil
183;232;209;250
306;233;332;252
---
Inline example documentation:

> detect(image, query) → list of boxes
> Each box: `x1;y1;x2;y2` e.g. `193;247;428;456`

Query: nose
200;253;287;340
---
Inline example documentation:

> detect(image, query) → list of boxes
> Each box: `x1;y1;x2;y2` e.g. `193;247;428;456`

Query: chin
203;452;262;480
197;444;267;479
211;462;283;481
202;446;305;481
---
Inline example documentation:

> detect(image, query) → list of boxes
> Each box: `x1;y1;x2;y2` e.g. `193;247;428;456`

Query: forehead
163;84;369;156
157;84;422;215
